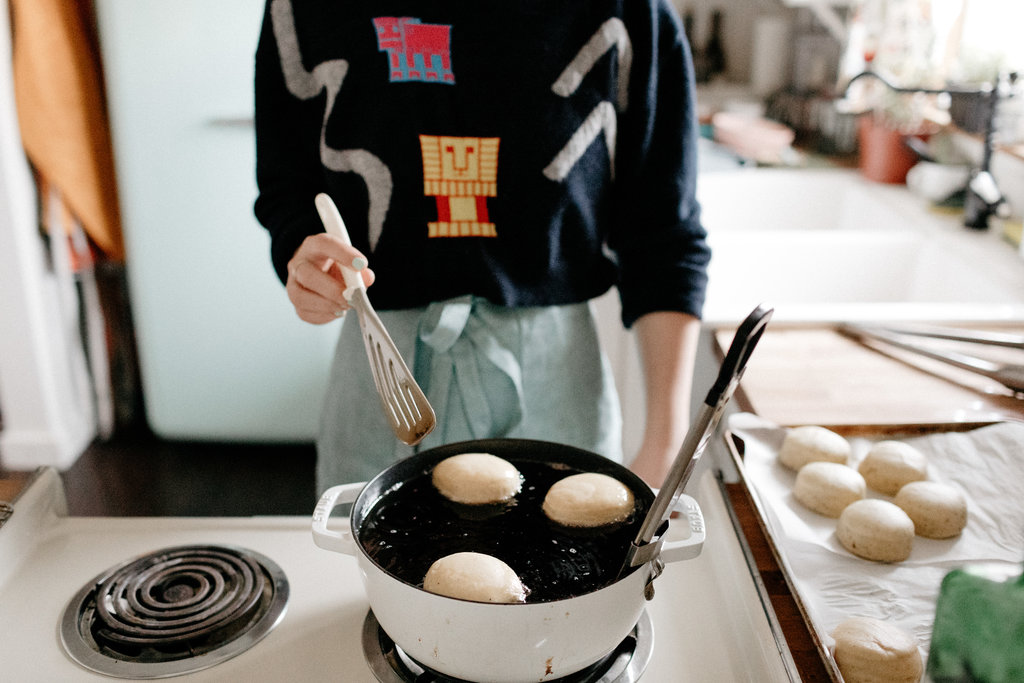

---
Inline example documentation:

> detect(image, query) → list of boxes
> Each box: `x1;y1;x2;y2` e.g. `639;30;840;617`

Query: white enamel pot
311;439;705;683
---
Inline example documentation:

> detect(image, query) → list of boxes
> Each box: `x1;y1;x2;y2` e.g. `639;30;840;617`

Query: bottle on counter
704;10;727;80
684;10;708;83
683;10;696;45
689;9;726;84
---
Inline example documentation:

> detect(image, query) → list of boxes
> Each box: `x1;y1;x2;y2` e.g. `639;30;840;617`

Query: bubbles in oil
358;460;642;603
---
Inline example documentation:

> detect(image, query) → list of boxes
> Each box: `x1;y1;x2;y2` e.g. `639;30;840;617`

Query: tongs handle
707;303;774;408
626;303;773;568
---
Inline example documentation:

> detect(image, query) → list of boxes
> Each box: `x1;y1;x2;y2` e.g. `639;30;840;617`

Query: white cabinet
95;0;338;441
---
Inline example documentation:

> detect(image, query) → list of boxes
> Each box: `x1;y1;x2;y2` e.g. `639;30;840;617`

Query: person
253;0;711;492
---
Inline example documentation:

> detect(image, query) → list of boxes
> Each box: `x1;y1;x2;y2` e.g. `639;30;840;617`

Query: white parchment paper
728;413;1024;663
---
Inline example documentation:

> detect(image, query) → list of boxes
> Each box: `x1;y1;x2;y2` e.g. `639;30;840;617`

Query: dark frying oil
358;461;645;603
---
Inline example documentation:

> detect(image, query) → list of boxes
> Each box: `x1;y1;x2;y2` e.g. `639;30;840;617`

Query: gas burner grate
60;545;288;679
361;609;653;683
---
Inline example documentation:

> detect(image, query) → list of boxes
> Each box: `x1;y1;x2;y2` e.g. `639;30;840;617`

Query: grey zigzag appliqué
271;0;391;250
546;18;631;182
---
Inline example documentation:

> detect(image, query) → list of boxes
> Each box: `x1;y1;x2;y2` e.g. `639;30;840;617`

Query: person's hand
285;233;374;324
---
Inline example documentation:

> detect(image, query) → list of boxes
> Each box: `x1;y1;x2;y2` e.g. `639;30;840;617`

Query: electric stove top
0;468;794;681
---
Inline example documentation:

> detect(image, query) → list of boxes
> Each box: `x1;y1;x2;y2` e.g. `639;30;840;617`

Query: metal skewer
838;323;1024;395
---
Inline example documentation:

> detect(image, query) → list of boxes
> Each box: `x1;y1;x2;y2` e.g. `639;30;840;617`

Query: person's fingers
290;257;347;300
293;235;373;290
357;262;376;288
296;233;364;273
286;285;346;324
285;234;375;324
286;259;347;324
323;257;375;290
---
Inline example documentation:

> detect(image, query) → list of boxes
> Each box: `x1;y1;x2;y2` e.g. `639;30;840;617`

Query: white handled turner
314;193;436;445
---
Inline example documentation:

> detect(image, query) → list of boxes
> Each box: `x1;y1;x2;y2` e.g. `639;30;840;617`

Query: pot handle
311;483;364;555
658;494;705;564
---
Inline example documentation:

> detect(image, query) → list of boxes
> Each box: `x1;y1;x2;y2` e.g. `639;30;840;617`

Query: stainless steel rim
361;608;654;683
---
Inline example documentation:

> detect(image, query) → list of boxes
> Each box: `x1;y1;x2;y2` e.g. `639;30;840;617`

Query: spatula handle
314;192;365;297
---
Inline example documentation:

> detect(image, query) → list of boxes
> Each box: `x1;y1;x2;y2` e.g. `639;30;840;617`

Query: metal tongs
838;323;1024;395
621;304;773;586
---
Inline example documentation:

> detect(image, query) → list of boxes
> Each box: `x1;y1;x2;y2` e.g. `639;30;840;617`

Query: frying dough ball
432;453;522;505
894;481;968;539
542;473;635;527
858;441;928;496
793;462;866;518
778;426;851;471
837;499;915;563
423;552;527;603
832;616;923;683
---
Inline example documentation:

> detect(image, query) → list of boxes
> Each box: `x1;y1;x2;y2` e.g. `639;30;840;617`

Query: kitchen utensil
311;438;705;683
838;323;1024;395
314;193;435;445
848;323;1024;350
622;303;773;586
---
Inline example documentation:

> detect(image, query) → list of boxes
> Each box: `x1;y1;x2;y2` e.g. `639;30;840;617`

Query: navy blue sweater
254;0;709;327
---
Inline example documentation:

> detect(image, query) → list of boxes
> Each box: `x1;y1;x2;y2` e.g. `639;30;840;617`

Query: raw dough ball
793;461;866;518
894;481;968;539
837;499;915;563
858;441;928;496
432;453;522;505
542;473;635;527
778;426;851;471
832;616;923;683
423;552;527;603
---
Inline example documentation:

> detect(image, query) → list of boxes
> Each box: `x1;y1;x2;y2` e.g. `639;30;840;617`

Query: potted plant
855;87;942;184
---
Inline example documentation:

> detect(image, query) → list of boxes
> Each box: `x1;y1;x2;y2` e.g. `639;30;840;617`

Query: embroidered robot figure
420;135;499;238
373;17;454;84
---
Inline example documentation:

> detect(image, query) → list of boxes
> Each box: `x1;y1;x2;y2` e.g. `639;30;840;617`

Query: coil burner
60;545;288;679
362;609;654;683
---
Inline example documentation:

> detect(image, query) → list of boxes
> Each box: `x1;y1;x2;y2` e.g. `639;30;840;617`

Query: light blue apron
316;295;623;492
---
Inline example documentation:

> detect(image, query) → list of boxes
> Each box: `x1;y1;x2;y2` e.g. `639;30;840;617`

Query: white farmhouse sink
698;168;1024;323
594;167;1024;454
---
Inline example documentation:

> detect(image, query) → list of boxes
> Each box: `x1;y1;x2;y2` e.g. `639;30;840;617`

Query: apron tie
417;296;525;442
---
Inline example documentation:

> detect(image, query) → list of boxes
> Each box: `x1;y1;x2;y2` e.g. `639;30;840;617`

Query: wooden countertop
716;324;1024;427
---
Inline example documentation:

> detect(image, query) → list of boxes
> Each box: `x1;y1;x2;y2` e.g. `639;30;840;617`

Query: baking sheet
728;413;1024;667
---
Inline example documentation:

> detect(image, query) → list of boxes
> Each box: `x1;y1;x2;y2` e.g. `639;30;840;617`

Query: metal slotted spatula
314;193;436;445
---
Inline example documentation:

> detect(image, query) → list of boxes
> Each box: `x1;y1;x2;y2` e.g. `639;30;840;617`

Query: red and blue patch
373;17;454;84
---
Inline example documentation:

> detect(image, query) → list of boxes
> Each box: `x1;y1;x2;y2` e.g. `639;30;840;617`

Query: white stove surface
0;469;793;682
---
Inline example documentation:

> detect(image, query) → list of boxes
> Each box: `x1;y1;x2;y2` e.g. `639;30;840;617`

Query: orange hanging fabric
10;0;124;261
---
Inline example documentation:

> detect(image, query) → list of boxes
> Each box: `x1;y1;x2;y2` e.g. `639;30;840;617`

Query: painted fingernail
334;309;346;318
351;256;368;271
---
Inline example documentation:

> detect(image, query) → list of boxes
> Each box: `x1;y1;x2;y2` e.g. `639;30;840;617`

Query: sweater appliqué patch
373;17;454;84
545;18;631;182
420;135;499;238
